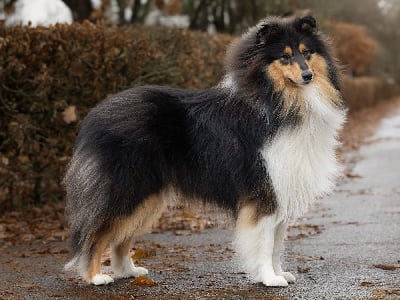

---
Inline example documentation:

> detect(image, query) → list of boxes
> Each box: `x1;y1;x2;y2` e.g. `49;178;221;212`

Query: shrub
0;22;232;211
342;75;399;110
324;21;378;76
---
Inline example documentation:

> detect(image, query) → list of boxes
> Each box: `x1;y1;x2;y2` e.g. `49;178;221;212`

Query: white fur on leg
234;211;288;287
256;215;288;286
91;274;114;285
234;205;265;277
111;253;148;279
272;221;296;283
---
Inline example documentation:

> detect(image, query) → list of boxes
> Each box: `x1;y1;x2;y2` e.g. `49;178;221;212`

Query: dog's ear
295;15;317;34
256;23;282;45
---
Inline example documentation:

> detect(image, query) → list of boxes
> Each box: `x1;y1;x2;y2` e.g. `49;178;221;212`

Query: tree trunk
63;0;93;22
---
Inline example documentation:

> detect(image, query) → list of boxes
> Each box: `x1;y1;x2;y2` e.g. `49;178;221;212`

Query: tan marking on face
267;60;306;115
307;53;342;106
308;53;327;78
284;46;293;56
267;59;305;90
267;52;343;118
299;43;307;53
267;61;286;92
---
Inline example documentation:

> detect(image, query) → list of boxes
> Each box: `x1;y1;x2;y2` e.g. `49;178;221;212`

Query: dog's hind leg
273;221;296;283
111;237;148;279
84;233;114;285
111;192;168;278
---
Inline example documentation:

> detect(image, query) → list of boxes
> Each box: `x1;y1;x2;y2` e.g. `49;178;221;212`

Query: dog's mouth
287;78;312;87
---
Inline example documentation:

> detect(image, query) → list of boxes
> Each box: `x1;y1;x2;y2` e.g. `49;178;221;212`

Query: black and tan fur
64;15;345;286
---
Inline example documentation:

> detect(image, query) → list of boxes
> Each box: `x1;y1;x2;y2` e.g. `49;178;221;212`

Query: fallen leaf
17;283;36;288
287;233;308;240
132;276;155;287
373;264;398;271
62;105;77;124
1;156;9;166
102;259;111;266
297;266;310;273
346;171;362;178
360;281;376;287
174;230;192;236
346;221;360;225
131;249;156;259
321;213;332;218
390;289;400;295
372;289;400;296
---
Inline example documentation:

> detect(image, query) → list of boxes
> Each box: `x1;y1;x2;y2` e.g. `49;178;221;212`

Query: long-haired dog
64;15;346;286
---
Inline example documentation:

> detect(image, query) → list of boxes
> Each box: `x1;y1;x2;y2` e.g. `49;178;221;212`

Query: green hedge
0;22;232;211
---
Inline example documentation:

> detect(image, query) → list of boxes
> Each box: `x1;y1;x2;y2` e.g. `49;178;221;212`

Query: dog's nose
301;70;313;83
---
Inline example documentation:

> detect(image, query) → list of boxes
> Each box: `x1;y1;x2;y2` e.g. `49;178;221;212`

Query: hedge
324;21;378;76
0;22;232;211
0;22;398;212
342;76;399;111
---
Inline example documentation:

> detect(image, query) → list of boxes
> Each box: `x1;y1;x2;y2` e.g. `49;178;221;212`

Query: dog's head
260;16;328;90
226;15;340;94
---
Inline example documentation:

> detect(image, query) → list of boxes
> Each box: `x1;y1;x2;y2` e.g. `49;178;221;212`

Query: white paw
282;271;296;283
261;275;288;287
114;266;149;279
112;255;149;279
131;266;149;277
91;274;114;285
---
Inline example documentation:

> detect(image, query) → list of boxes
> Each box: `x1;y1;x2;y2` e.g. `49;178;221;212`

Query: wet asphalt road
1;111;400;299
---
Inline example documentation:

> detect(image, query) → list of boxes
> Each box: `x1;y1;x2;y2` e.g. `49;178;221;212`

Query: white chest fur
261;84;346;220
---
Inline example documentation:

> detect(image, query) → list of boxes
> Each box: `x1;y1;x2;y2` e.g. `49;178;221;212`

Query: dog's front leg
272;221;296;283
235;206;288;287
255;214;288;286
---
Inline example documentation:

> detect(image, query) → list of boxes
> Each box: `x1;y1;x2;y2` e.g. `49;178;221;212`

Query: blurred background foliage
0;0;399;212
2;0;400;80
54;0;400;81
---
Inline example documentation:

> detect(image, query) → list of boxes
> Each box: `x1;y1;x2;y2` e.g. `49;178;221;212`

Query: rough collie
64;15;346;286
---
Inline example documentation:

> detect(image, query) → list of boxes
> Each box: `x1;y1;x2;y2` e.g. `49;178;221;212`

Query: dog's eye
302;50;312;59
281;54;292;64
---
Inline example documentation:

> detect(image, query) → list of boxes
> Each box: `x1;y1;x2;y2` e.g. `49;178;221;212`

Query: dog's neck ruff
217;74;345;220
261;83;345;220
218;74;238;94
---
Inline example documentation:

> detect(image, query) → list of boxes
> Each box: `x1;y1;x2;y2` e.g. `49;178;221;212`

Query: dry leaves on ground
373;264;399;271
372;289;400;297
131;248;157;260
0;202;67;248
287;224;324;240
297;266;311;273
131;276;155;287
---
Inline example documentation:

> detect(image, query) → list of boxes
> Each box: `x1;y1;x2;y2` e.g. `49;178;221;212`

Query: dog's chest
260;85;345;219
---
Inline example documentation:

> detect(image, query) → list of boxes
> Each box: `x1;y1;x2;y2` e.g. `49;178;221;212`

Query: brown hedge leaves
0;22;232;211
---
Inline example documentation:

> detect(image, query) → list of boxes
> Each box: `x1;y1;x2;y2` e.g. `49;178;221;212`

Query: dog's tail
62;147;111;274
64;256;79;271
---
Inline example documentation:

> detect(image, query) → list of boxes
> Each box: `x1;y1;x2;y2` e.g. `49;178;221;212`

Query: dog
63;15;346;286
